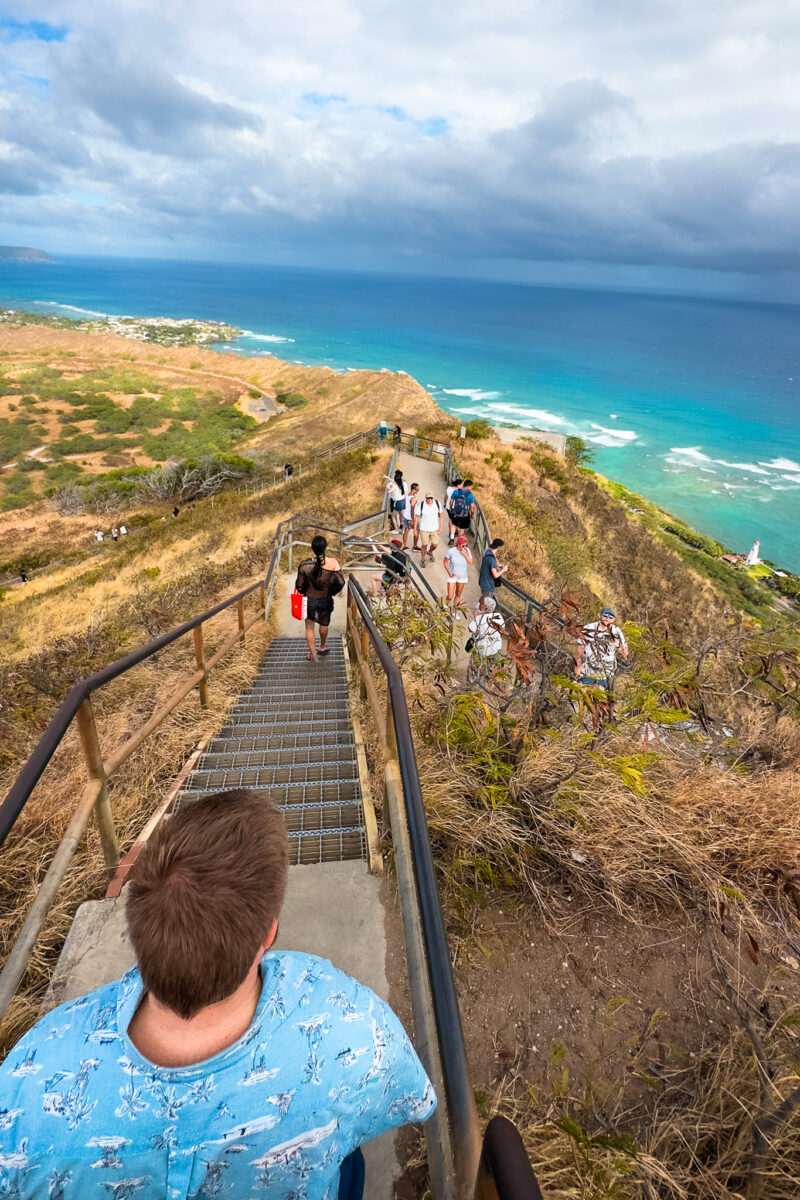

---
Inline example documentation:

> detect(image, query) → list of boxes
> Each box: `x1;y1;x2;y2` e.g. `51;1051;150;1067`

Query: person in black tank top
294;534;345;660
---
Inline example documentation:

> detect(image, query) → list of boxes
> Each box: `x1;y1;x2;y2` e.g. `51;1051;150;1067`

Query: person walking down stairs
294;534;345;661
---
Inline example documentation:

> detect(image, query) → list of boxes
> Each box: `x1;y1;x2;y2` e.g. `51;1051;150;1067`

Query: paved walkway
395;449;481;634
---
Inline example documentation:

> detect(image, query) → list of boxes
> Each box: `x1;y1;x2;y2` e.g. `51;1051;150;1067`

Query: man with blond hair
0;790;435;1199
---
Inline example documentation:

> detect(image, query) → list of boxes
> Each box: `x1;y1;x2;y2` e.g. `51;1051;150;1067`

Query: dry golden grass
0;607;272;1053
0;441;393;1051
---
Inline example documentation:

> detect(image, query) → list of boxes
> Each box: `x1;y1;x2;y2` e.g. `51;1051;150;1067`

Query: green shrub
277;391;308;409
0;489;35;511
249;389;261;399
0;416;39;463
464;417;494;440
776;574;800;601
530;450;572;492
58;422;80;435
662;520;724;556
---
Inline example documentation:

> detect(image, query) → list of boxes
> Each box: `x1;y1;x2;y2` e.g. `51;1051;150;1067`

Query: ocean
1;256;798;570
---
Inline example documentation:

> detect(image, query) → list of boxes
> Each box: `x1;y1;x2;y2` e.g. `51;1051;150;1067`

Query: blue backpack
451;489;470;520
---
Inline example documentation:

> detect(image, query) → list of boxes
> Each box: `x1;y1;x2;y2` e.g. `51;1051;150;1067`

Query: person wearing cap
575;607;628;691
414;492;443;567
443;535;473;617
372;536;411;595
467;594;508;681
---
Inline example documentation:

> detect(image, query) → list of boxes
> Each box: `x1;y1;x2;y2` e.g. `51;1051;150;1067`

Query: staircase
175;636;366;864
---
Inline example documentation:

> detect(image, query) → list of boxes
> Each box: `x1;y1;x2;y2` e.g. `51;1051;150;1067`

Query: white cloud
0;0;799;279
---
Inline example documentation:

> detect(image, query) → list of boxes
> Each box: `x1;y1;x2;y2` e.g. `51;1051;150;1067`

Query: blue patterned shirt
0;951;436;1199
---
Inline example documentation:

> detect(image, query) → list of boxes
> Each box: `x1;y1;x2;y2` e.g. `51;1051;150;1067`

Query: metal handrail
234;424;388;498
347;577;481;1197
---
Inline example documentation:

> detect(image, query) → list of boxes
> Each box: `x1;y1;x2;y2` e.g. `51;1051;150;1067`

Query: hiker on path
443;535;473;617
119;524;128;536
479;538;509;597
386;470;407;532
402;482;420;550
414;492;443;567
449;479;475;541
19;568;27;585
94;528;104;543
393;423;402;445
444;477;461;544
467;595;507;680
575;606;628;692
111;527;119;542
379;419;387;442
0;789;435;1200
372;536;410;595
295;534;345;660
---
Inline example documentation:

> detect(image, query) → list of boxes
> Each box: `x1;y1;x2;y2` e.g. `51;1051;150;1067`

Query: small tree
566;435;594;467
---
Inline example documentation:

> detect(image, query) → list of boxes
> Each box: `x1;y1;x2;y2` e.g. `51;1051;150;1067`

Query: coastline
0;277;797;571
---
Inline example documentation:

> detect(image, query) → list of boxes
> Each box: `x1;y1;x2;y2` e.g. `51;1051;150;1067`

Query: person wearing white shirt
467;596;507;678
403;482;420;550
443;537;473;616
414;493;443;566
574;606;628;692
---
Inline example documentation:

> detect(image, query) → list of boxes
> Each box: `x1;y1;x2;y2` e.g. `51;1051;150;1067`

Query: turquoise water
1;256;798;569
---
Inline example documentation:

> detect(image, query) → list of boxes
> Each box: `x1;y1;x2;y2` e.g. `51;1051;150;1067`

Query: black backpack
451;489;470;520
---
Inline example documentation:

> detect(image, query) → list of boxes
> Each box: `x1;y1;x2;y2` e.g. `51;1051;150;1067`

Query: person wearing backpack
445;477;462;544
450;479;475;538
414;493;443;567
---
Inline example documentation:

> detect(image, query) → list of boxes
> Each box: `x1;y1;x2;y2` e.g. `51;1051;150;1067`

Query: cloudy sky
1;1;799;294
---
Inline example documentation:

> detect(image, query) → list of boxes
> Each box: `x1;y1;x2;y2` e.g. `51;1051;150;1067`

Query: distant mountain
0;246;55;263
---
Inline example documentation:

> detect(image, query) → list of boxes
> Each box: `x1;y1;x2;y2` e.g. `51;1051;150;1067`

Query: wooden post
75;697;120;875
360;622;370;700
259;582;266;613
385;693;398;761
193;624;208;708
413;435;420;457
237;597;246;644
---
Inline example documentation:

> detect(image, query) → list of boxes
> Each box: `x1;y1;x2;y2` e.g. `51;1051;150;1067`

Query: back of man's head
127;790;288;1019
490;538;504;550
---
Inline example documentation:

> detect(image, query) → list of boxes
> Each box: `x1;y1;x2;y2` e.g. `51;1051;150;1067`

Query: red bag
290;590;307;620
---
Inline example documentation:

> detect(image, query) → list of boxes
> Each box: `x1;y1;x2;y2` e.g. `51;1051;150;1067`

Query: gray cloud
0;0;798;283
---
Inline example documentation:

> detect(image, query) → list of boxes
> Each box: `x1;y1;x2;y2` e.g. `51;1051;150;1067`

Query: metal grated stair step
204;732;354;755
177;636;364;864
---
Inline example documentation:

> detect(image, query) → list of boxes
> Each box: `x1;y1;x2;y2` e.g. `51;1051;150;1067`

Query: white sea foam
240;330;295;343
442;388;501;401
586;424;638;445
669;446;712;462
588;433;632;447
37;301;109;318
483;402;569;427
782;474;800;483
760;457;800;472
609;414;618;419
713;459;769;475
723;482;747;490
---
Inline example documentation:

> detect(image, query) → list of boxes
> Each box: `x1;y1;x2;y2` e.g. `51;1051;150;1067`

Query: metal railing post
193;624;208;708
287;529;294;575
75;698;119;875
236;597;246;644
